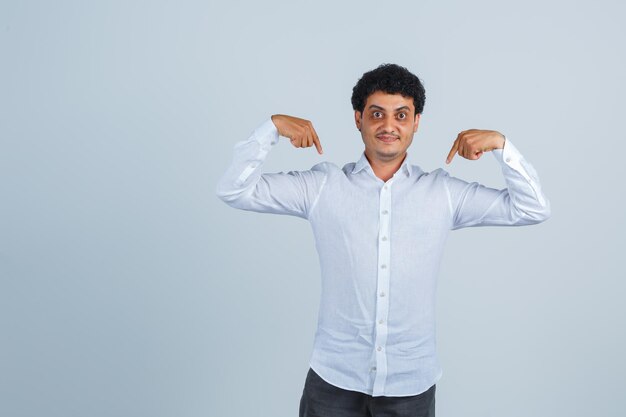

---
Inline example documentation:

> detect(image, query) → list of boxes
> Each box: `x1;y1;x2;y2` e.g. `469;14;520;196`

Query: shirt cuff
253;117;280;147
233;118;280;186
491;136;529;179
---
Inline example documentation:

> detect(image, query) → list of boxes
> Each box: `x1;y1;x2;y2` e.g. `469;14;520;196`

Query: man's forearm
215;118;279;205
492;138;551;222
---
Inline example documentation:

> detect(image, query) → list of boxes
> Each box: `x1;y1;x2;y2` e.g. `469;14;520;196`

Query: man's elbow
521;198;551;224
215;181;250;209
215;181;237;205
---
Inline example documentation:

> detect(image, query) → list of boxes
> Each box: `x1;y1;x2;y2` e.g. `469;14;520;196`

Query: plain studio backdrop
1;1;625;416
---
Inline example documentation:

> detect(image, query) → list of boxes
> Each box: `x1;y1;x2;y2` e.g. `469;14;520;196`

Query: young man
216;63;550;417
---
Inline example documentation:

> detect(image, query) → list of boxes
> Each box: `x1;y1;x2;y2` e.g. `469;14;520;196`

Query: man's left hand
445;130;505;164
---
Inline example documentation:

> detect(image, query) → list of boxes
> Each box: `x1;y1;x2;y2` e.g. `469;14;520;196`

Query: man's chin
374;149;402;160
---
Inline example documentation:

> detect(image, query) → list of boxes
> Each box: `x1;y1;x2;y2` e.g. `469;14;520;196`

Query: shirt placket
372;178;393;395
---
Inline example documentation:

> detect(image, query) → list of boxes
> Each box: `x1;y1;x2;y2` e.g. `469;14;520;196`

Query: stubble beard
374;148;402;162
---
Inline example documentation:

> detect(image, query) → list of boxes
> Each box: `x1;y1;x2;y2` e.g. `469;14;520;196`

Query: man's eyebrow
367;104;411;112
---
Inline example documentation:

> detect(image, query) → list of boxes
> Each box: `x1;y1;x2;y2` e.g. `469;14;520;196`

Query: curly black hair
351;63;426;116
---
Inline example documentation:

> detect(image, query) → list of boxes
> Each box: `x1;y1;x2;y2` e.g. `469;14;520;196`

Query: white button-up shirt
216;118;551;397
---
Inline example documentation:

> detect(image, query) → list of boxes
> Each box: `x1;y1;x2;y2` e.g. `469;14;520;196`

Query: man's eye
373;112;382;118
398;113;406;119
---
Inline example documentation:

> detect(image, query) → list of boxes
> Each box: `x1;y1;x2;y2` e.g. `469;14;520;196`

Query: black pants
299;368;436;417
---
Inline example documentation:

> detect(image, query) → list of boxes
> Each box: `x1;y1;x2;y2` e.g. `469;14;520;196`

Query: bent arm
444;137;551;230
215;118;327;219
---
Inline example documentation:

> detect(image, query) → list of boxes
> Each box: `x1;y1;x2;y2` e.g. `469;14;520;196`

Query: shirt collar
352;151;412;178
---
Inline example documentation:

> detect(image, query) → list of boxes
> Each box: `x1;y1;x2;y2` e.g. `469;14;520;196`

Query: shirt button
505;157;511;163
380;264;387;269
371;366;377;371
377;346;383;351
383;185;388;190
382;210;388;215
381;236;387;241
379;291;385;297
378;319;384;324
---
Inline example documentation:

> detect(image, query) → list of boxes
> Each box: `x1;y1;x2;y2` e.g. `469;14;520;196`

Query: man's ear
355;111;362;131
413;113;421;133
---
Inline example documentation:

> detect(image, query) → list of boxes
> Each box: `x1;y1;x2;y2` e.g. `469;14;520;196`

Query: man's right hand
271;114;324;154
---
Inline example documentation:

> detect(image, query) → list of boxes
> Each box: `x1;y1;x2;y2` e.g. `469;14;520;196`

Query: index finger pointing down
446;140;459;164
312;127;323;154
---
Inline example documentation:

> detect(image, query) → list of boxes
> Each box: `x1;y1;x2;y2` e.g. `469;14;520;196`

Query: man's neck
365;152;406;182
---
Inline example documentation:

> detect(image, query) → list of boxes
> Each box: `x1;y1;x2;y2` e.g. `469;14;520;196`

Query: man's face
354;91;420;164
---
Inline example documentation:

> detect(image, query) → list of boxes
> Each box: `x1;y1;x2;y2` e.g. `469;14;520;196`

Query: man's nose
382;116;396;133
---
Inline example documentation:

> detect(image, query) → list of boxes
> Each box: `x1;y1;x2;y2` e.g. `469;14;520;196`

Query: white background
1;1;625;416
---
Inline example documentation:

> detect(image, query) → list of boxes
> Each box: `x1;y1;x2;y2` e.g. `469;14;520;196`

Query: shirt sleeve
442;137;551;230
215;117;328;220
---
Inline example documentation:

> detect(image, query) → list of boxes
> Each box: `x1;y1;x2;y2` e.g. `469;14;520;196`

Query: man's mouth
377;135;398;143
